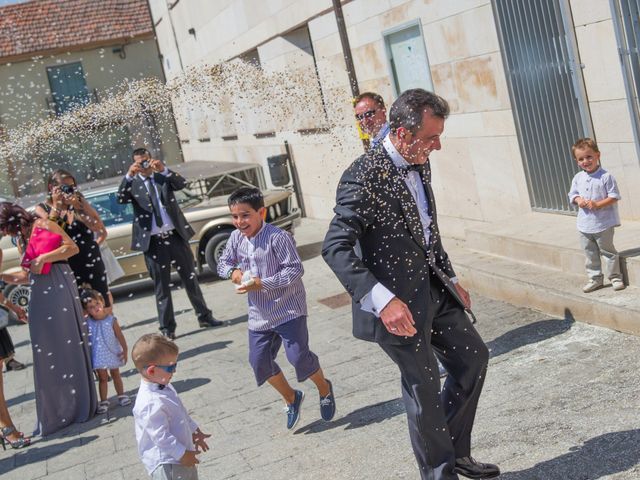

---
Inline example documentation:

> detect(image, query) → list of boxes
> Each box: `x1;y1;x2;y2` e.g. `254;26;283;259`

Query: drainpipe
332;0;367;151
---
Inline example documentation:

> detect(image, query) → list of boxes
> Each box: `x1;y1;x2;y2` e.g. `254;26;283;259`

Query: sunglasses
355;109;377;121
147;363;177;373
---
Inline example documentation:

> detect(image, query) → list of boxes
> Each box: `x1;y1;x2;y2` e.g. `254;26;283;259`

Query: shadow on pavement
111;272;220;301
294;398;404;435
297;241;324;262
172;377;211;394
6;391;35;407
177;315;247;340
122;308;192;330
500;429;640;479
487;310;575;358
12;339;30;349
0;435;99;474
179;341;233;361
121;367;140;379
619;247;640;257
296;311;576;436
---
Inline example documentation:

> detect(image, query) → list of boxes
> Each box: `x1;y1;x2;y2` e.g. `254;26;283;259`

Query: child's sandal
96;401;110;414
118;395;131;407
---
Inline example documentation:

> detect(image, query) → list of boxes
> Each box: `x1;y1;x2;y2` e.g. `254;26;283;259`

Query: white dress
88;314;124;369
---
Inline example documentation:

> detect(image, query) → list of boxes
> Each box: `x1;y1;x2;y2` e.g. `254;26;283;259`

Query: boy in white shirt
132;334;211;479
568;137;624;293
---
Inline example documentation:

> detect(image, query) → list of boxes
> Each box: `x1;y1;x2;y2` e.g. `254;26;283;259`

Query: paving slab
0;219;639;479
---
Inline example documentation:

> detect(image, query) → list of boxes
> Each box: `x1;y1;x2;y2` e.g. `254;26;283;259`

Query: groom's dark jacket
322;143;464;345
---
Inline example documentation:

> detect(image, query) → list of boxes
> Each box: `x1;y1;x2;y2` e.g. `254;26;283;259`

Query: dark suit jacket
117;170;195;253
322;144;464;345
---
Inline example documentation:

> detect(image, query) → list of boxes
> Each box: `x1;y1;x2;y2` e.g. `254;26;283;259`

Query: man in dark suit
323;90;499;480
117;148;221;338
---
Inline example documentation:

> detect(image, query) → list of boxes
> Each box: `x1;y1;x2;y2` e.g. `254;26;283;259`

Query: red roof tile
0;0;153;60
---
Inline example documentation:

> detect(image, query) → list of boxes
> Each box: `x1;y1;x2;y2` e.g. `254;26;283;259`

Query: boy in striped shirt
218;187;336;430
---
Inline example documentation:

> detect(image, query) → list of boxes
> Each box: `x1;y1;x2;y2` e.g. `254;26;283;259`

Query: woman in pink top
0;202;97;436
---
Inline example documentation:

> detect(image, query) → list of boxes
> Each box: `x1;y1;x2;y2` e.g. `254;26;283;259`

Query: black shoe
454;457;500;479
198;318;223;328
161;330;176;340
5;359;25;371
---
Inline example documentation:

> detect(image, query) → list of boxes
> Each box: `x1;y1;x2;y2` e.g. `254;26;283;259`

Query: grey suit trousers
379;275;489;480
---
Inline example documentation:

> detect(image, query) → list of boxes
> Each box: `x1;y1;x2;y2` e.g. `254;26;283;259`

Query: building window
383;22;433;96
46;62;91;116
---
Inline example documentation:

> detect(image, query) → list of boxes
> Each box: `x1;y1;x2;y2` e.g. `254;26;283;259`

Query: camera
59;184;76;195
141;160;150;169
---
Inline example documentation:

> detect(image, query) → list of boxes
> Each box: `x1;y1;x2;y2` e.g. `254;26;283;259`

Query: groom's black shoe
199;317;223;328
454;457;500;479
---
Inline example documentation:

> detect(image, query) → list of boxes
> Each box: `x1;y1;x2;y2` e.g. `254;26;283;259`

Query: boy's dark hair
572;137;600;157
228;186;264;210
132;147;151;159
389;89;449;134
353;92;385;109
132;333;179;371
80;288;104;309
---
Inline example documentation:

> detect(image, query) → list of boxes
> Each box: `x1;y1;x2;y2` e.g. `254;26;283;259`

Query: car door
84;190;148;283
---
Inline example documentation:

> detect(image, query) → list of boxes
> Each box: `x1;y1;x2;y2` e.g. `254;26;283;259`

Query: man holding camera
117;148;221;338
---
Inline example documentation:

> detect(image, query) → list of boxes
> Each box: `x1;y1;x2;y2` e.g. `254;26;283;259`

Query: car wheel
204;231;232;275
4;284;31;313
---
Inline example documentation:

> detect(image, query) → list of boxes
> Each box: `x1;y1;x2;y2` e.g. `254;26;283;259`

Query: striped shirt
217;222;307;331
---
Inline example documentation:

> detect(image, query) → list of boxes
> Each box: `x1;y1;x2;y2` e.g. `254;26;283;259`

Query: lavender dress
28;263;97;436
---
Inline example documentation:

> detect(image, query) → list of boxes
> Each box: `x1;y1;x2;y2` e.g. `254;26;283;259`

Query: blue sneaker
319;379;336;421
286;390;304;430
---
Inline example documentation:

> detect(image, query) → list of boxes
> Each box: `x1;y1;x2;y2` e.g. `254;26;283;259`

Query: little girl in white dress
81;289;131;414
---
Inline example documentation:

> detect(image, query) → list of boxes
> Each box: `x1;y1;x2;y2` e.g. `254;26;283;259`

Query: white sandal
118;395;131;406
96;401;110;414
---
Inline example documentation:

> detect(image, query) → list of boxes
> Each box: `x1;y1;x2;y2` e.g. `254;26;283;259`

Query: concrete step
462;212;640;286
448;241;640;336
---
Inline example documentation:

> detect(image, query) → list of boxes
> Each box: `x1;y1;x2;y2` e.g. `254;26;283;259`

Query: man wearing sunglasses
353;92;390;149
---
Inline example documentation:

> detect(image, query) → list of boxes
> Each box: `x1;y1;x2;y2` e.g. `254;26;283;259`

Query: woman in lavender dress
0;202;97;436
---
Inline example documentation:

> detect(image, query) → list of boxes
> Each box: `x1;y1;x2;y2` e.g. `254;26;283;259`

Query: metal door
611;0;640;160
493;0;592;213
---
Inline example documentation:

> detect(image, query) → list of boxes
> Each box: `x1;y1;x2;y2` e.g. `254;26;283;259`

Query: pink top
21;227;63;274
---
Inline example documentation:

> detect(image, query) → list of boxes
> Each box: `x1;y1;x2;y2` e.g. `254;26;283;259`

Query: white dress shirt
133;380;198;475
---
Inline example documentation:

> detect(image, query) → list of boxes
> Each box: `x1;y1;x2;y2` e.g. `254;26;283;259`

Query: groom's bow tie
404;163;425;173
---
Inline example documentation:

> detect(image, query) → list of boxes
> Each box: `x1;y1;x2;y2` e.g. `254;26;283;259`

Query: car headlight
268;206;276;220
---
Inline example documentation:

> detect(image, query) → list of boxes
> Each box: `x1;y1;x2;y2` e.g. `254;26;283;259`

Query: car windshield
86;188;203;227
174;188;202;207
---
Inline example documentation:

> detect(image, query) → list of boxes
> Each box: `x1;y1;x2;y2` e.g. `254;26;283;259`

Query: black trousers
143;232;213;333
379;277;489;480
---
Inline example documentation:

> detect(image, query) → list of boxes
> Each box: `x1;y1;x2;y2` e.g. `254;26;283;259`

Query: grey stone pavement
1;218;640;480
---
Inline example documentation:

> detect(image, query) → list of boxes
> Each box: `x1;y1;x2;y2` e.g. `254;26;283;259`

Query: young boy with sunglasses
131;334;211;480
